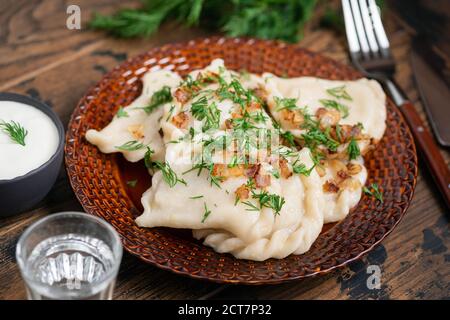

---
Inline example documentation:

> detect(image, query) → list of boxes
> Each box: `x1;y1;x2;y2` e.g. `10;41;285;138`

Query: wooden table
0;0;448;300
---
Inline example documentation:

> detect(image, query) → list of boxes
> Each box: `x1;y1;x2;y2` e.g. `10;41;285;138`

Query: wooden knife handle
400;101;450;208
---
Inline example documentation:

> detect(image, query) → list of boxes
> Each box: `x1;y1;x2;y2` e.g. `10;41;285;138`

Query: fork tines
342;0;391;59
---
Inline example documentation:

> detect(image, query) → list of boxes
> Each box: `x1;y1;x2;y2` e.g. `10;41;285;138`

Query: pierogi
86;59;386;261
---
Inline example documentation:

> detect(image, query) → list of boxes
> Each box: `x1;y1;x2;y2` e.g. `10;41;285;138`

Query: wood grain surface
0;0;448;300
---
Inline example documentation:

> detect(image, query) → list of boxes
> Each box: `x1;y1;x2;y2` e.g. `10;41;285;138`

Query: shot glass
16;212;123;300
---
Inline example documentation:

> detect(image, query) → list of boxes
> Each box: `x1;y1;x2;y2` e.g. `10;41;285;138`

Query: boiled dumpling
262;74;386;155
86;70;181;162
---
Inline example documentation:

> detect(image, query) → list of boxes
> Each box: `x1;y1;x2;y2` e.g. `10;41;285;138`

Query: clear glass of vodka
16;212;123;300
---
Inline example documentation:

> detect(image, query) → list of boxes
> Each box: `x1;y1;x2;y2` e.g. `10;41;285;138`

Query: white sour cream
0;101;59;180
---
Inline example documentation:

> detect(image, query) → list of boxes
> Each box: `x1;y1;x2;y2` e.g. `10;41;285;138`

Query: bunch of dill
89;0;317;43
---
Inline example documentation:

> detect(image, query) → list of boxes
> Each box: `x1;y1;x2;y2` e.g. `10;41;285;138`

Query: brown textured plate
65;37;418;284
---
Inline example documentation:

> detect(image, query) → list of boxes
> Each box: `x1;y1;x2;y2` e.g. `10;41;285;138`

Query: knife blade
411;37;450;147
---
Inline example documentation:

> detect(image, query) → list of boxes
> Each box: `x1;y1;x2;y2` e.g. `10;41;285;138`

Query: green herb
347;137;360;160
301;126;339;152
183;162;222;188
229;115;256;131
242;200;260;211
253;111;268;123
319;99;349;118
201;202;212;223
190;96;221;131
152;161;187;187
189;195;204;199
126;179;138;187
90;0;317;43
326;85;352;101
115;140;145;151
363;183;383;203
190;96;208;120
228;155;239;168
335;123;342;141
292;161;315;176
272;170;280;179
116;106;129;118
144;147;154;168
166;105;175;121
143;86;172;114
280;130;297;147
251;190;285;216
0;120;28;146
274;97;298;111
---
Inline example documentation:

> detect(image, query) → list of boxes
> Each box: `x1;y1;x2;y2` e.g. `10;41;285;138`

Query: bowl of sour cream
0;92;64;217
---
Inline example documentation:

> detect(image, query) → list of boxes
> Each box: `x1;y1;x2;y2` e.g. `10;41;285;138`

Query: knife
411;36;450;147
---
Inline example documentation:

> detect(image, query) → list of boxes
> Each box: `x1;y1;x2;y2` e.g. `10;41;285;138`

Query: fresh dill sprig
319;99;349;118
0;120;28;146
189;195;204;199
116;106;129;118
242;200;260;212
165;105;176;121
301;126;339;153
280;130;297;147
183;162;222;188
152;161;187;187
144;147;154;169
115;140;145;151
190;96;208;120
201;202;212;223
347;137;360;160
363;183;383;203
126;179;138;187
89;0;317;43
142;86;172;114
190;96;221;131
326;85;352;101
272;170;280;179
251;190;285;216
144;146;186;187
274;97;298;111
292;160;316;176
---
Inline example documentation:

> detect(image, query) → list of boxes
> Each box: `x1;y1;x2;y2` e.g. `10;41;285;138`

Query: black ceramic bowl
0;92;64;217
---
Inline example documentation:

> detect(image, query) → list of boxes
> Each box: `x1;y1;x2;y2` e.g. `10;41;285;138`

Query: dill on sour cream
0;101;59;180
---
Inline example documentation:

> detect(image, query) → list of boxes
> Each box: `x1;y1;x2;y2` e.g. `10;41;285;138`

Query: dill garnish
0;120;28;146
152;161;187;187
347;137;360;160
326;85;352;101
126;179;138;187
292;160;315;176
363;183;383;203
144;147;154;169
142;86;172;114
115;140;145;151
116;107;129;118
319;99;349;118
280;130;297;147
274;97;298;111
251;190;285;216
190;96;221;131
201;202;211;223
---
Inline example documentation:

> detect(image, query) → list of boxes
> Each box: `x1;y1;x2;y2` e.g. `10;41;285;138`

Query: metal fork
342;0;450;208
